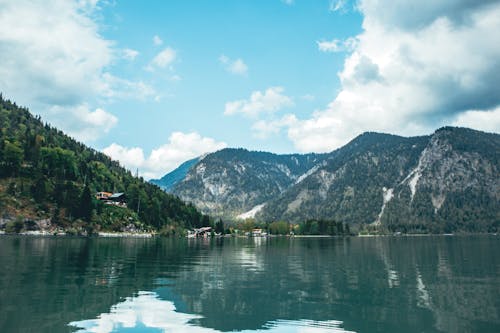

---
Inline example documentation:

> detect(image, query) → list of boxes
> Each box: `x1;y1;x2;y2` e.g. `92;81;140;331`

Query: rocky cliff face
258;132;429;225
381;127;499;232
259;127;499;232
169;148;325;218
155;127;499;232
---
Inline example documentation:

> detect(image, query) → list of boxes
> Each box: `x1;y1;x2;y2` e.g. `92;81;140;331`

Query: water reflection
1;236;499;333
70;291;354;333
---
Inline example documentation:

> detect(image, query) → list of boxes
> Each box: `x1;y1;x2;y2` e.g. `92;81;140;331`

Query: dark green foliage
261;133;429;225
260;129;499;234
0;95;205;231
297;219;350;236
4;216;24;233
215;218;224;234
78;185;93;222
2;141;23;176
268;221;289;235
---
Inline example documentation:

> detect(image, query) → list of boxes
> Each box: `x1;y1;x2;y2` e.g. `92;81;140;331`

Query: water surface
0;236;499;332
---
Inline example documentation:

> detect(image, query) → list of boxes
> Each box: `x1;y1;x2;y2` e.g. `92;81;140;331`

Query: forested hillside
0;95;208;234
259;128;499;233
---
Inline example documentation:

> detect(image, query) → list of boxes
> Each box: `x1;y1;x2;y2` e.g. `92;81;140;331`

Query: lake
0;235;499;333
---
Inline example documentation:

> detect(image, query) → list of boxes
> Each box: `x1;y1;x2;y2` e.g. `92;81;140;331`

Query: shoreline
0;230;155;238
0;230;496;238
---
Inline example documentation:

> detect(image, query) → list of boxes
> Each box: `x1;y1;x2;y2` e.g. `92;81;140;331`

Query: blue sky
1;0;499;178
97;0;361;153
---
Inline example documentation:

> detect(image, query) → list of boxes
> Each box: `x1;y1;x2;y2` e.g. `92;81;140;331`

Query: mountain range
152;127;499;233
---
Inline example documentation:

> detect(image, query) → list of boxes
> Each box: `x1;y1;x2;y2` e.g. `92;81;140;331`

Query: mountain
0;95;208;234
168;148;326;219
260;127;499;232
159;127;499;233
150;157;199;192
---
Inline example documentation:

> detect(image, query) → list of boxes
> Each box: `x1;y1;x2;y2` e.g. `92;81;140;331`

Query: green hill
0;95;208;235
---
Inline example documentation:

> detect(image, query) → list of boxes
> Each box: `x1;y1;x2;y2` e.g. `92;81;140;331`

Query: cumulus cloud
103;132;227;179
224;87;294;118
49;104;118;142
0;0;110;106
122;48;139;60
284;0;500;152
0;0;153;141
451;106;500;134
219;55;248;76
149;47;177;70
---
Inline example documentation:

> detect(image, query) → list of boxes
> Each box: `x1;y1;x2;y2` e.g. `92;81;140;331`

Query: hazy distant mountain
156;127;499;233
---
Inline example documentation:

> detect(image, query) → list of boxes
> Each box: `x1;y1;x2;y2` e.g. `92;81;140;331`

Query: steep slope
259;128;499;232
382;127;499;232
171;148;326;218
258;132;428;225
0;95;207;234
150;157;199;192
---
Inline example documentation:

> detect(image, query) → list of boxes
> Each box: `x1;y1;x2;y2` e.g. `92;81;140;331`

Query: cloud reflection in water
69;291;354;333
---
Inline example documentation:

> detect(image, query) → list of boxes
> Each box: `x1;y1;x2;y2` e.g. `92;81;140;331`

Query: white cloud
252;114;298;139
219;55;248;76
49;104;118;142
102;143;145;170
451;107;500;134
149;47;177;69
224;87;293;118
0;0;111;106
329;0;348;12
0;0;154;141
317;38;357;53
103;132;227;179
122;48;139;60
153;35;163;46
284;0;500;152
317;39;342;52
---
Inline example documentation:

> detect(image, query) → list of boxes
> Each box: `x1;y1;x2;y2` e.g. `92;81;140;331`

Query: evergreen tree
215;218;224;234
79;185;93;222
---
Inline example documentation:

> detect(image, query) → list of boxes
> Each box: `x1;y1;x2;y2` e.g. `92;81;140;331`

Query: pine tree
79;185;93;222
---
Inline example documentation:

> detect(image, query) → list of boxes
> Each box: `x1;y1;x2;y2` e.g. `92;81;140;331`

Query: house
96;192;113;200
252;228;263;237
95;192;127;207
194;226;212;237
108;192;126;203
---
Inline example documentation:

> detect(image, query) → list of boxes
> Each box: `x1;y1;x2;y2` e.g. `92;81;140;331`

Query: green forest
0;95;209;235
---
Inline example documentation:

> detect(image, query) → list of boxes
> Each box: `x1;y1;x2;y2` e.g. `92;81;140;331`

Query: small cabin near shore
193;226;212;237
96;192;113;200
95;192;127;207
